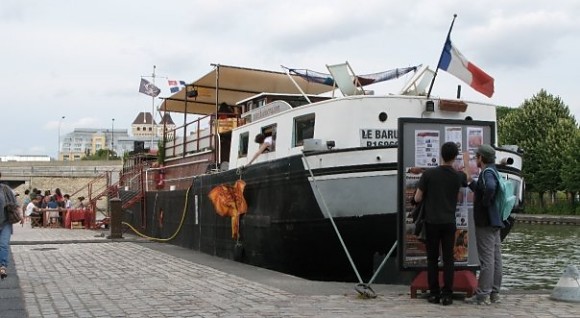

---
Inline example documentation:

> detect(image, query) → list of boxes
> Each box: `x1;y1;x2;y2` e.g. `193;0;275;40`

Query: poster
445;126;464;171
414;130;440;167
403;167;427;267
466;127;484;178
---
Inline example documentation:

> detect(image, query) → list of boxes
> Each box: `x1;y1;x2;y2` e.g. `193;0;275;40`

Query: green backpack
483;168;517;221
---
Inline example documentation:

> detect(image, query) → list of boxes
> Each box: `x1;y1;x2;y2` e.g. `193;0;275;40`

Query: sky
1;0;579;159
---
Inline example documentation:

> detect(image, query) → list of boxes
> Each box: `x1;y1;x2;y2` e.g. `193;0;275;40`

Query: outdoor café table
64;209;95;229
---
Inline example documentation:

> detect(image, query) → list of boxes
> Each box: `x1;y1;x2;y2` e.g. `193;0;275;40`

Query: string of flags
138;78;187;97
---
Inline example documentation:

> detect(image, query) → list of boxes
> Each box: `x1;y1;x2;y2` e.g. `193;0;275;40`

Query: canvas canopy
160;64;334;115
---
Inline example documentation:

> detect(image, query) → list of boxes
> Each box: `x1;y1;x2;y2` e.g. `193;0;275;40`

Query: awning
160;64;334;115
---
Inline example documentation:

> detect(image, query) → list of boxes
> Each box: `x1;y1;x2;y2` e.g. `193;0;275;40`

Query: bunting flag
168;79;187;93
138;78;161;97
437;37;494;98
283;65;419;87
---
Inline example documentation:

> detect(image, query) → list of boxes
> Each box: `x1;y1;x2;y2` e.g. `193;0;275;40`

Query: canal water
502;223;580;290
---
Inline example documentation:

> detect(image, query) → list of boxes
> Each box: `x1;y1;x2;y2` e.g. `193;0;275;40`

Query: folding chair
326;61;365;96
30;215;42;228
399;64;435;96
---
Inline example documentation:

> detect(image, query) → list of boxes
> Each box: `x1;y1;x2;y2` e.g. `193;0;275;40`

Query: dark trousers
425;222;456;296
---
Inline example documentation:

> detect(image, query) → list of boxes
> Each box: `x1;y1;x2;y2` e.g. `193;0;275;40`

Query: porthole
378;112;388;122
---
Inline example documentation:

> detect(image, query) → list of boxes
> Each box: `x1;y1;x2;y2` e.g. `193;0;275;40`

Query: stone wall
13;176;110;213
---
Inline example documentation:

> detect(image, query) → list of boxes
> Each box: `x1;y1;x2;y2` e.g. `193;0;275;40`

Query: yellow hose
121;186;191;242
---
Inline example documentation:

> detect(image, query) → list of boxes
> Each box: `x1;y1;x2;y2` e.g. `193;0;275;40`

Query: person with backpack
465;144;504;305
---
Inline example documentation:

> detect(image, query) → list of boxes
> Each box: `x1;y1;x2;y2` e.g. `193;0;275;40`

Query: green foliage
157;139;165;164
524;191;579;215
82;149;120;160
500;90;577;195
496;106;520;146
561;130;580;194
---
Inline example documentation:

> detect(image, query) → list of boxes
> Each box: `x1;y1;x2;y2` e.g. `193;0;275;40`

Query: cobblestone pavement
1;225;578;318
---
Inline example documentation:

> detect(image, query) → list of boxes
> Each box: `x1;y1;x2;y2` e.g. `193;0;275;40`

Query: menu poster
454;229;469;263
415;130;440;168
466;127;484;177
403;167;427;267
445;126;464;170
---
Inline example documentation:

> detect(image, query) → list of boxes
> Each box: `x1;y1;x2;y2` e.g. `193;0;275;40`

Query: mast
151;65;156;150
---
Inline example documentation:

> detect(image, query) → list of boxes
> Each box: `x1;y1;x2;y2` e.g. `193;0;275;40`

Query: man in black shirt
414;142;468;305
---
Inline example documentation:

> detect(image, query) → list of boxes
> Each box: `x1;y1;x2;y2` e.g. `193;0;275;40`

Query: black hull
121;155;399;282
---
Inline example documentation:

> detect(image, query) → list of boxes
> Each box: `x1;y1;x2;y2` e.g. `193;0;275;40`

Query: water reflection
502;223;580;290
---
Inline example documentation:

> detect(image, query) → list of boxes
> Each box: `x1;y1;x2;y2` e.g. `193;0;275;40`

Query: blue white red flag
438;37;494;98
168;79;187;93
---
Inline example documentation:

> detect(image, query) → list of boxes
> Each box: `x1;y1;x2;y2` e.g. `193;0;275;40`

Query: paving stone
1;226;578;317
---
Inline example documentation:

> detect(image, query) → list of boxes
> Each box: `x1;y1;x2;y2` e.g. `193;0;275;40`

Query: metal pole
427;14;458;98
151;65;156;151
57;116;65;160
111;118;115;159
214;64;220;169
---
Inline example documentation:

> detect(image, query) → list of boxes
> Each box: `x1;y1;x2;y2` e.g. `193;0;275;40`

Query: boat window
260;124;277;152
293;114;315;147
238;132;249;158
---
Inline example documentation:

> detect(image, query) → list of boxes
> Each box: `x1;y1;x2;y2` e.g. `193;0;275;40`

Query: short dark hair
441;141;459;162
254;133;265;144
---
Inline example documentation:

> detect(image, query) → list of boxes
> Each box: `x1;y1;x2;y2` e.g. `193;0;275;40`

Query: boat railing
164;114;243;160
165;114;214;159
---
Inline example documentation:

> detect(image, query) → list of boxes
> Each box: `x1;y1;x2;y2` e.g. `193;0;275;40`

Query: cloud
466;10;580;68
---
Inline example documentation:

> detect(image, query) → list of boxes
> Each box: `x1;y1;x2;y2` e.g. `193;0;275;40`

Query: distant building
131;111;176;139
0;155;51;162
58;112;175;161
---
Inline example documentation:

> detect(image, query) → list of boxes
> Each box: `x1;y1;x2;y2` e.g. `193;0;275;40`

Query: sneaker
441;296;453;306
427;295;440;304
465;295;491;305
490;293;501;304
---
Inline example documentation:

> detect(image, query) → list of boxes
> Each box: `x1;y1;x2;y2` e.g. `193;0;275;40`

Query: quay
513;213;580;225
1;224;577;317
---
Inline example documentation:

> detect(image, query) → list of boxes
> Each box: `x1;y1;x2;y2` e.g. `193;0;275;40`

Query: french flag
438;38;494;98
168;80;187;93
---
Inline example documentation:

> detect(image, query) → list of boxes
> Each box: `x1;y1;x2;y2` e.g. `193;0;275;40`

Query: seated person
46;196;59;209
247;133;274;165
63;194;73;209
25;196;44;227
74;196;86;209
45;196;60;224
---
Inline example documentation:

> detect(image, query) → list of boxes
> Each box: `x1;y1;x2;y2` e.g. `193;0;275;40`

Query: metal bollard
108;198;123;239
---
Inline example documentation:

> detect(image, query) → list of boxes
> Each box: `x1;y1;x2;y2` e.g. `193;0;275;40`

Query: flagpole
426;14;458;98
151;65;156;151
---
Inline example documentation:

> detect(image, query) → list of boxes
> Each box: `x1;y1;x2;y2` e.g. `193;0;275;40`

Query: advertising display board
397;118;495;270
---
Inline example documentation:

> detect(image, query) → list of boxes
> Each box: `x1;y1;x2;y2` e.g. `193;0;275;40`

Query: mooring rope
301;151;364;284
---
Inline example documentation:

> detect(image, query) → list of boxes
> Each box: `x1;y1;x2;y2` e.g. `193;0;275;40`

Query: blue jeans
0;223;13;267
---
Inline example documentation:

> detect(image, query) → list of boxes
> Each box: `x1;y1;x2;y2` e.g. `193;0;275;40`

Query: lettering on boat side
242;101;292;122
360;129;398;147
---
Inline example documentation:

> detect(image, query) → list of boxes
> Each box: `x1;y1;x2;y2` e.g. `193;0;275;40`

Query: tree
500;90;577;207
496;106;520;146
561;130;580;211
